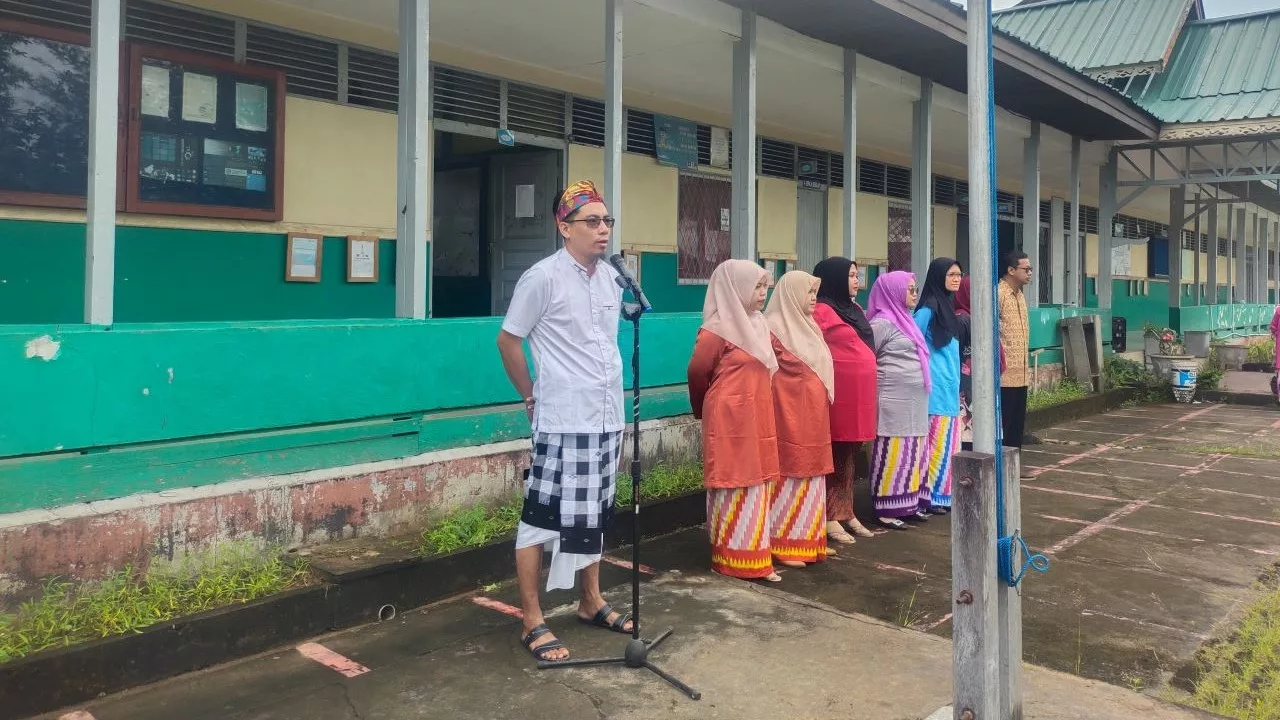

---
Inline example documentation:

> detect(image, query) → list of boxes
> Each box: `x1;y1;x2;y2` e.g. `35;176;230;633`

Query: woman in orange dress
687;259;781;582
764;271;835;567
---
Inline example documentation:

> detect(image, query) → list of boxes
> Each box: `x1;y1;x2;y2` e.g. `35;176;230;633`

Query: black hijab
813;256;874;350
916;257;962;350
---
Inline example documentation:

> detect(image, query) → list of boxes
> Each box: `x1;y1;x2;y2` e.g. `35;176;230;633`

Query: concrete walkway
36;402;1280;720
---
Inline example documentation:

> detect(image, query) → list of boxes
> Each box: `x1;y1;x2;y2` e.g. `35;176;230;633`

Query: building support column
1049;197;1065;305
1206;200;1218;305
85;0;122;326
1067;137;1082;306
1259;216;1270;304
911;79;933;280
603;0;623;257
1227;207;1236;303
1022;121;1041;308
1192;192;1202;306
731;10;757;261
1097;153;1118;310
1233;206;1244;301
1168;186;1185;312
842;49;857;260
1251;211;1261;303
1274;218;1279;302
395;0;430;319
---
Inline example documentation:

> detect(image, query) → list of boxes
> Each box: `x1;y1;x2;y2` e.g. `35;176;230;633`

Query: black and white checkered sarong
520;431;623;555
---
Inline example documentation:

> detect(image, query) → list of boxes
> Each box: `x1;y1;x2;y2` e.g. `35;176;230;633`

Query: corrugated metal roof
993;0;1194;76
1131;11;1280;124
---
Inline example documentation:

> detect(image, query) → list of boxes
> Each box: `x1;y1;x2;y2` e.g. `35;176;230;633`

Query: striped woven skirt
870;435;926;518
922;415;961;509
768;476;828;564
706;484;774;579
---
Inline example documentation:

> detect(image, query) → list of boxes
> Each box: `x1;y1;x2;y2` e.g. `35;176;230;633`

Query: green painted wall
640;253;708;313
0;220;402;324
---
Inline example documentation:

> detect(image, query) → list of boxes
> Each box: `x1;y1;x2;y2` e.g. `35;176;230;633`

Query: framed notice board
125;43;285;221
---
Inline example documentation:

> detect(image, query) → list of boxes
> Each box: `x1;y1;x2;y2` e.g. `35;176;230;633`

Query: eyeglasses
945;271;964;279
565;216;616;229
907;286;919;294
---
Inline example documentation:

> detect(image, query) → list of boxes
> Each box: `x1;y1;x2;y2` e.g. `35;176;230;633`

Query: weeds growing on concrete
0;543;311;664
1104;356;1172;403
417;463;704;556
1027;379;1090;411
1186;576;1280;718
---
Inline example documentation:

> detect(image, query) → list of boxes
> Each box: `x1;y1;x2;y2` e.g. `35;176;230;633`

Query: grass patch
417;462;704;556
1186;576;1280;718
1027;379;1091;411
1181;445;1280;460
0;543;311;665
1105;356;1172;403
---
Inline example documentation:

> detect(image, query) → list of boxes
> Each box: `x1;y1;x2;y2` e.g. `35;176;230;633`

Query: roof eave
1160;120;1280;142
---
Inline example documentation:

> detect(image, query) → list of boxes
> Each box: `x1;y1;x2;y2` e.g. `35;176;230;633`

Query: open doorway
431;132;563;318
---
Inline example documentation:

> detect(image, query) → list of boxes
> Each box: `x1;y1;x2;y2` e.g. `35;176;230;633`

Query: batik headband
555;180;605;223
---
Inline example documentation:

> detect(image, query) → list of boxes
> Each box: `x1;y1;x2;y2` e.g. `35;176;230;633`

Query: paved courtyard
34;401;1280;720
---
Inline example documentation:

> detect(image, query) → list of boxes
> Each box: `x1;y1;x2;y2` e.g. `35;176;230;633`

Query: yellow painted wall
826;189;844;258
758;177;798;259
565;145;678;253
282;97;398;234
1085;234;1099;275
858;194;890;263
934;206;958;260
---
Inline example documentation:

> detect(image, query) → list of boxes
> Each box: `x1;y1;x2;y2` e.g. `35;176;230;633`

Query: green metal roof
993;0;1195;77
1129;11;1280;125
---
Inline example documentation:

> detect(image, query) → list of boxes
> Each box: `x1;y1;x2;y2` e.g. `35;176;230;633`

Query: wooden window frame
124;42;287;222
0;18;128;211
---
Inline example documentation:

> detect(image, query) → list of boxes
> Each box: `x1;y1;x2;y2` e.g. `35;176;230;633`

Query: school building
1;0;1278;597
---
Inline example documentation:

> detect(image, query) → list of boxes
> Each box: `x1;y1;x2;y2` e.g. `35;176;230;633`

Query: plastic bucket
1170;360;1198;403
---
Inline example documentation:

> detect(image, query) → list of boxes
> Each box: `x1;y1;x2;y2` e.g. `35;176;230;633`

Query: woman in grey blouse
865;271;932;530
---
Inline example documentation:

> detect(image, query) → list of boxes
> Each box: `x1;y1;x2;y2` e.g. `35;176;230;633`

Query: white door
796;187;827;274
489;151;562;316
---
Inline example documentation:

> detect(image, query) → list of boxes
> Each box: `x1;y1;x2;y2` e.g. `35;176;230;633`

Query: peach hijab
701;259;779;374
766;271;836;402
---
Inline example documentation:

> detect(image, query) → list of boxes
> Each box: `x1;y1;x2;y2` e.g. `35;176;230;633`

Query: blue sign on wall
654;114;698;170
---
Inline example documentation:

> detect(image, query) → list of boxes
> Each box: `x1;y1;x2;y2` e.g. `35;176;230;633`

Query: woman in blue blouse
913;258;964;514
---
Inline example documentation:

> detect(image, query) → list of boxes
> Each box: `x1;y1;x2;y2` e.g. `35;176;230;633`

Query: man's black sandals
522;624;567;662
578;603;633;633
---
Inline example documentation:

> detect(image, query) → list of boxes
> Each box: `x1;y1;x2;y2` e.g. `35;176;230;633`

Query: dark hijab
916;257;962;350
813;256;874;350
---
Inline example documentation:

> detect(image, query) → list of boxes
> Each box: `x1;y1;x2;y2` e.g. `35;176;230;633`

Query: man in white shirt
497;180;633;664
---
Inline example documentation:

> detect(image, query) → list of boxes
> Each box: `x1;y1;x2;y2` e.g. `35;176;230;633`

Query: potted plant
1146;327;1199;403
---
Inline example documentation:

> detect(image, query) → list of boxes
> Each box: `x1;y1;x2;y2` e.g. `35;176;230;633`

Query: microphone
609;253;653;313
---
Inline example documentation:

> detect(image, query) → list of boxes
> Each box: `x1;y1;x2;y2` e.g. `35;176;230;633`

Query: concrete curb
1200;390;1280;408
0;492;708;720
1026;388;1137;432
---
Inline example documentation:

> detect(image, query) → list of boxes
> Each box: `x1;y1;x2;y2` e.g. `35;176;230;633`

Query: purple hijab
866;270;932;393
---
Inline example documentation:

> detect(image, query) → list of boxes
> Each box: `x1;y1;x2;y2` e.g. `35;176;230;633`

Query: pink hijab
702;259;779;374
866;270;932;392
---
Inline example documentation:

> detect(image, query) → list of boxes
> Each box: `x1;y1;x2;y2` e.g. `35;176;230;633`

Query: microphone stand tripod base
537;629;699;700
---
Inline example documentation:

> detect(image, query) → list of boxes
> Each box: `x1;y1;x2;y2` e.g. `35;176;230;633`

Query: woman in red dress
811;257;878;545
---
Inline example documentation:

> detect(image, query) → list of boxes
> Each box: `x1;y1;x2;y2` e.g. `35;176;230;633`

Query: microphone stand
537;294;700;701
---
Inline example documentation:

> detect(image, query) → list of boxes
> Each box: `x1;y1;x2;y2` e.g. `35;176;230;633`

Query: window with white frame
676;173;731;283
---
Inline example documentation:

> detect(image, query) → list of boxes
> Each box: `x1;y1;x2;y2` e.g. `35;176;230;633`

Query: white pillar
911;79;933;280
731;10;757;261
1192;192;1201;306
1168;187;1185;310
1206;200;1218;305
604;0;623;257
84;0;122;326
1022;122;1041;309
1049;197;1065;305
395;0;430;319
1259;215;1270;304
842;49;857;260
1067;137;1082;306
1098;155;1118;310
1235;207;1247;304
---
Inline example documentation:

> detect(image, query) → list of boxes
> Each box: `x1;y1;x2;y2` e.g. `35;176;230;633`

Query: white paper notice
1111;243;1132;277
181;72;218;124
709;127;730;168
235;82;268;132
350;239;376;279
291;237;319;279
719;208;730;233
515;184;535;219
141;65;170;118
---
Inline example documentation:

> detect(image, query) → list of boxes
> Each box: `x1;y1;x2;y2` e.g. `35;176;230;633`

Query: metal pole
85;0;121;326
843;49;857;260
1098;154;1117;310
1067;137;1082;307
395;0;430;320
967;0;997;457
604;0;623;257
1022;122;1040;309
731;10;758;261
912;79;933;280
1050;197;1065;305
1207;199;1218;305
